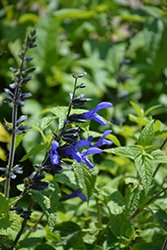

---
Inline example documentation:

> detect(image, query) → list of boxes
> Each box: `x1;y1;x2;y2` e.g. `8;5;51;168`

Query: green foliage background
1;0;167;249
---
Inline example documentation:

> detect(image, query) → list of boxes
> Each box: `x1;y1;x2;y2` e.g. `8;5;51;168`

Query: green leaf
54;9;95;21
134;153;154;194
137;120;154;147
54;221;81;237
129;114;151;126
0;194;19;215
54;169;79;189
35;243;56;250
20;143;46;162
149;208;167;231
17;238;43;249
151;149;167;163
126;184;141;214
73;160;98;201
144;105;162;116
104;146;142;160
29;180;60;231
0;212;21;237
130;101;143;117
132;241;162;250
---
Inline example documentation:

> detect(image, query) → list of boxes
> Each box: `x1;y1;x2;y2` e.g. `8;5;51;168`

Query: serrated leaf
130;101;143;117
29;180;60;230
134;153;154;194
0;194;19;215
18;238;43;249
73;161;98;201
0;212;21;236
20;143;46;162
151;149;167;163
137;120;154;147
126;184;141;214
54;169;79;189
104;146;142;160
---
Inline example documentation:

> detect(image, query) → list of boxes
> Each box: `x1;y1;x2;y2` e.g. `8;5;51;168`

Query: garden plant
1;1;167;250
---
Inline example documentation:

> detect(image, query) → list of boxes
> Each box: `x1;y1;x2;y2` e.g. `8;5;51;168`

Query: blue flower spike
82;102;112;125
68;188;87;201
50;141;59;165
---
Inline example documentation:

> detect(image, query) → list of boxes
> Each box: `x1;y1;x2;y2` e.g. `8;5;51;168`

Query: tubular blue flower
82;102;112;125
68;188;87;201
64;140;102;169
50;141;59;165
95;130;113;147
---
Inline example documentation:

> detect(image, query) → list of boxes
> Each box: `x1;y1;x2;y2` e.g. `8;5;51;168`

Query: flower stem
96;197;102;229
161;237;167;250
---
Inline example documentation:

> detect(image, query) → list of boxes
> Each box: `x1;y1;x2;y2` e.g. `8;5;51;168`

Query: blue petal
95;130;113;147
74;140;91;149
50;141;59;165
82;156;97;169
81;147;102;157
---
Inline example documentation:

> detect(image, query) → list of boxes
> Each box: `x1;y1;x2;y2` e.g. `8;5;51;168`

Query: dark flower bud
64;127;80;134
24;56;34;63
72;94;92;106
72;73;78;78
4;88;14;97
78;72;87;78
5;96;14;103
21;76;34;85
62;137;77;145
119;58;131;68
15;100;25;106
16;115;27;126
19;92;32;100
9;67;18;73
66;113;86;123
31;29;36;37
24;67;36;73
9;82;18;89
77;83;86;88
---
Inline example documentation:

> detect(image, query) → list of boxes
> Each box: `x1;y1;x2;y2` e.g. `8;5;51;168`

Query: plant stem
153;137;167;178
161;237;167;250
129;187;167;219
24;212;44;239
13;197;34;248
96;197;102;229
4;88;19;198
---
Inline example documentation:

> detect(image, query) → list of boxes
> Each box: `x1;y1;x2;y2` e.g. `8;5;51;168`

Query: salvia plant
1;29;167;250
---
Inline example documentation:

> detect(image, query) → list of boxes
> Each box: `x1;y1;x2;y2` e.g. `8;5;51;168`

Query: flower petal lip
82;102;112;125
95;130;113;147
50;141;59;165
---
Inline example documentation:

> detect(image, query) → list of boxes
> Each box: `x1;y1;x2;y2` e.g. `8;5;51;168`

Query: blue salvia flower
50;141;59;165
89;130;113;147
64;140;102;169
82;102;112;125
68;188;87;201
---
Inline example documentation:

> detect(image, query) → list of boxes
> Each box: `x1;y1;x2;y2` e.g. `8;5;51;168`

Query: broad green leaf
17;238;43;249
54;221;81;237
54;169;79;189
129;114;150;126
137;120;154;147
0;212;21;236
35;243;56;250
134;153;154;194
133;241;162;250
130;101;143;118
104;146;142;160
73;161;98;201
0;194;19;215
151;149;167;163
144;145;161;152
29;180;60;231
126;184;141;214
20;143;46;162
149;208;167;231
